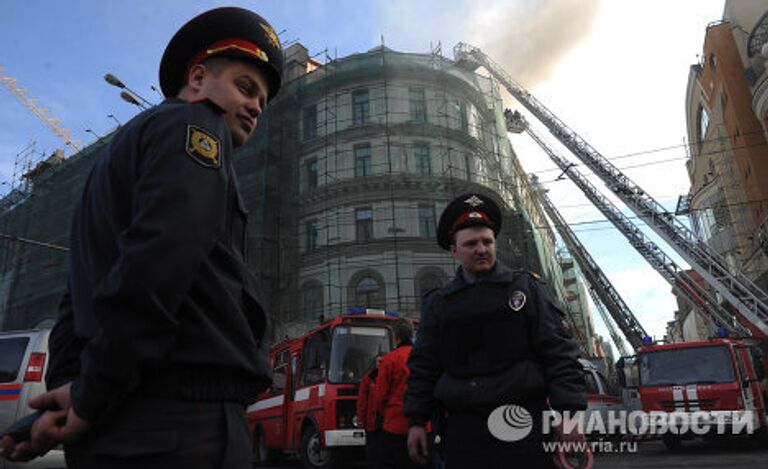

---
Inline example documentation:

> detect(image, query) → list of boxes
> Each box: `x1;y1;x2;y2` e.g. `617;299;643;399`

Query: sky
0;1;727;348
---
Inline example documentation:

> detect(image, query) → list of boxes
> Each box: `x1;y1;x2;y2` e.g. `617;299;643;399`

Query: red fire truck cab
248;310;403;468
619;337;767;449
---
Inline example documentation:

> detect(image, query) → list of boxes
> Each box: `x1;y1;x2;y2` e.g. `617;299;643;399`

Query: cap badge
468;211;483;219
464;195;484;208
186;125;221;168
260;23;281;50
508;291;527;312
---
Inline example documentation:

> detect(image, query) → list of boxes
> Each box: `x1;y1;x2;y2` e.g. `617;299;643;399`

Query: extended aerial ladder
529;173;646;351
510;111;748;336
454;43;768;337
587;287;631;357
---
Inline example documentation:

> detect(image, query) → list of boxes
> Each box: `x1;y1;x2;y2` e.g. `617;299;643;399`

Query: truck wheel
301;425;339;468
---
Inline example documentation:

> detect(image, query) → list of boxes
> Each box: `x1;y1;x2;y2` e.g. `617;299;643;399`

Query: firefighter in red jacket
375;318;421;469
357;354;384;466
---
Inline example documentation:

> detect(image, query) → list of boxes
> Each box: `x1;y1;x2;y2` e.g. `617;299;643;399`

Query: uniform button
470;380;477;387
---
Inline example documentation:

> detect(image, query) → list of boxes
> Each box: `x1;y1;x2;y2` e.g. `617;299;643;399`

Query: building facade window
354;276;385;309
352;89;370;125
354;144;372;177
303;104;317;140
355;207;373;241
306;219;319;251
306;158;318;190
464;153;473;181
698;106;709;142
418;203;436;238
409;88;427;123
694;207;716;241
301;280;324;322
747;12;768;57
414;143;431;175
459;101;468;132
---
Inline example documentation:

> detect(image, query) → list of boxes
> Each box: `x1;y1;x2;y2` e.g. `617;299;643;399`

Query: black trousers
366;429;381;467
443;409;555;469
64;397;250;469
380;431;423;469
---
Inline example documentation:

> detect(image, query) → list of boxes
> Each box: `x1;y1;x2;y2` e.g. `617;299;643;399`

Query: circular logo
487;405;533;442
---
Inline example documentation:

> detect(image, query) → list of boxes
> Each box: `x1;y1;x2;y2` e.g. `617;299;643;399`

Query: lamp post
107;114;121;127
150;85;164;99
85;128;105;144
104;73;153;109
119;90;146;109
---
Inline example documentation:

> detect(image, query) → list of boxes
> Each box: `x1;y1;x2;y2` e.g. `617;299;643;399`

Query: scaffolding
0;44;594;344
254;44;594;341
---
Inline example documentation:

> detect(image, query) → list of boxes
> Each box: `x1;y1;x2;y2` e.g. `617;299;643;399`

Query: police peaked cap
159;7;284;101
437;193;502;250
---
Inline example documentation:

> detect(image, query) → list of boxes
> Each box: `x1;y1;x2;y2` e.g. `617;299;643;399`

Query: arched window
347;270;386;310
748;12;768;57
301;280;324;322
698;105;709;142
415;267;448;310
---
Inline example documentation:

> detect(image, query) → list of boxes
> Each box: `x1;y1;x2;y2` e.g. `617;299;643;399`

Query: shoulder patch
508;290;527;312
186;125;221;168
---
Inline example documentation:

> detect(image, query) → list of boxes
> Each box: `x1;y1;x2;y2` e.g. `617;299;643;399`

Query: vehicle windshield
0;337;29;383
639;345;735;386
328;325;391;384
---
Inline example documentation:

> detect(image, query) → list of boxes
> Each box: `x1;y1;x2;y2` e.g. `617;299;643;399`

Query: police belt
134;364;269;405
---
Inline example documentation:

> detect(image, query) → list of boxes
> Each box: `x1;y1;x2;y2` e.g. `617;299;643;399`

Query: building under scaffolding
0;43;593;348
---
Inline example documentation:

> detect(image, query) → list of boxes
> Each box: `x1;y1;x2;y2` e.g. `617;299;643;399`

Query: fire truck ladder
508;111;747;336
530;175;647;351
587;286;631;357
453;42;768;337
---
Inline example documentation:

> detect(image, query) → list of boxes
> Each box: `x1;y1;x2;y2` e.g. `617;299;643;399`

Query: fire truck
247;309;403;468
618;337;767;449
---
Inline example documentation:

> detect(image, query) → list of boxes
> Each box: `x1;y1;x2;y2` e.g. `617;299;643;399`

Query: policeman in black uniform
404;193;586;468
1;7;283;468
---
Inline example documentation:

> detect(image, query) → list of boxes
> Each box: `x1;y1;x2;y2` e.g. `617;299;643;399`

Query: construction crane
453;43;768;337
529;173;647;350
0;66;81;154
509;111;748;336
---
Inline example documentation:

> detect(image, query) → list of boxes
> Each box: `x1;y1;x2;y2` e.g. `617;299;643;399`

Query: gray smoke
466;0;603;88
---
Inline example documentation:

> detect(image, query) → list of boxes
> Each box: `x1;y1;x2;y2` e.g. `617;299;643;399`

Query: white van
580;358;624;439
0;329;66;468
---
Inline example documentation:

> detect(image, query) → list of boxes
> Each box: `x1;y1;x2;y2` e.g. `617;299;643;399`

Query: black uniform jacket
405;262;586;425
47;98;271;425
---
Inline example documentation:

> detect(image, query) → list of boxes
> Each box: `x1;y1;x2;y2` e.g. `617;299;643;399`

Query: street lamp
85;128;105;143
150;84;164;99
104;73;153;109
107;114;121;127
119;90;145;109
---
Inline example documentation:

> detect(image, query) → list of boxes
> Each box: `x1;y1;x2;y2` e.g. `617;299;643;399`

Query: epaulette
514;269;545;283
190;98;226;116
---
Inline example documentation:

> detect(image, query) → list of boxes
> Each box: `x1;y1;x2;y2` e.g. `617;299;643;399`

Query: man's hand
28;382;90;453
1;435;37;462
407;425;429;465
